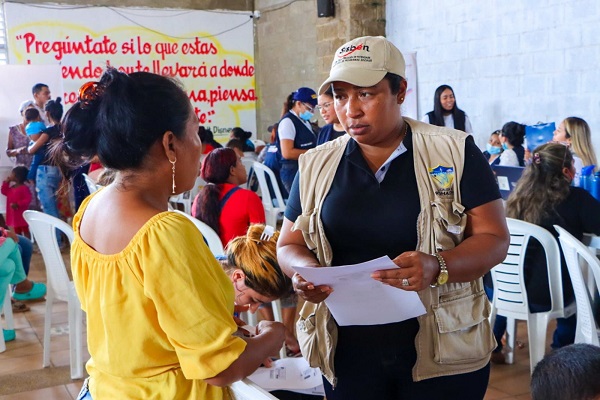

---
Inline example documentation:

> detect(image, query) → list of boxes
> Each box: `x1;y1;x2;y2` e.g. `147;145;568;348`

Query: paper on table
293;256;426;326
248;357;324;393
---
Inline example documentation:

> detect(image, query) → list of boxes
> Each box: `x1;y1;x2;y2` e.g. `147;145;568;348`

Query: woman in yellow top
55;68;285;399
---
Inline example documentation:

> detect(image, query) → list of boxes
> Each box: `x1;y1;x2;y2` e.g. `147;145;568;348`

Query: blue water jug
581;165;595;192
592;172;600;201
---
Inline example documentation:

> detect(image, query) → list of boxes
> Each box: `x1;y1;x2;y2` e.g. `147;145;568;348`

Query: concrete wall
255;0;386;140
387;0;600;154
254;0;318;140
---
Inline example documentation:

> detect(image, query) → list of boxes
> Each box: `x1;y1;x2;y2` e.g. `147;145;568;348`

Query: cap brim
318;68;387;95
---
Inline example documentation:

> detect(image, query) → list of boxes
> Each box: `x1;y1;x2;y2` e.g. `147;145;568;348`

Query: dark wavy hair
55;68;191;174
194;147;238;234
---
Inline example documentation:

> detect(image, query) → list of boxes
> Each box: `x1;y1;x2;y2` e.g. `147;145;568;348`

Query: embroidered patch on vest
429;165;455;197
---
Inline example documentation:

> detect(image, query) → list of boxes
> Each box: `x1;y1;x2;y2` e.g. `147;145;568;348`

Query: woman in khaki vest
277;36;509;400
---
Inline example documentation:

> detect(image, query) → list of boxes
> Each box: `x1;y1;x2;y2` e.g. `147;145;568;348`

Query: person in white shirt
421;84;473;134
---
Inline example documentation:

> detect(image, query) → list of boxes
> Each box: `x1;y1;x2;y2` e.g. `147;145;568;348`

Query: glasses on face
316;102;333;112
302;103;314;113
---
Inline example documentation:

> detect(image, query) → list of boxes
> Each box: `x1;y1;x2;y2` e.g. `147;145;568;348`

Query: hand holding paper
293;256;426;326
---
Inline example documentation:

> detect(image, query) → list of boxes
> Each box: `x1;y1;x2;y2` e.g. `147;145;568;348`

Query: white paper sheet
293;256;426;326
248;357;325;394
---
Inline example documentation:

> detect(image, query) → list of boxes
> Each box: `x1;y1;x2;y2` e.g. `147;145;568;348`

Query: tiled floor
1;250;537;399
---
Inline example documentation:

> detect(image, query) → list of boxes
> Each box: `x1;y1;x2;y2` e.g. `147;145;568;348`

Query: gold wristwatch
430;252;449;287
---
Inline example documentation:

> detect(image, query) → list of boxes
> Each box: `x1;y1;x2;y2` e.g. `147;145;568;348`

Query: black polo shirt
285;127;501;266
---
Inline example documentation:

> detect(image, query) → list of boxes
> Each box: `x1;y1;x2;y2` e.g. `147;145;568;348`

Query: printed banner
4;3;257;140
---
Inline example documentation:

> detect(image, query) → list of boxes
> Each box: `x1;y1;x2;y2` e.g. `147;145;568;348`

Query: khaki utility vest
292;117;495;386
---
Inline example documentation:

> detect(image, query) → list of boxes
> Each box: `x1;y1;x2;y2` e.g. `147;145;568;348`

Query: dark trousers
322;319;490;400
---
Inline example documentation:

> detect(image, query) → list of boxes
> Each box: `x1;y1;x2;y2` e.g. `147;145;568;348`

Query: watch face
437;271;449;285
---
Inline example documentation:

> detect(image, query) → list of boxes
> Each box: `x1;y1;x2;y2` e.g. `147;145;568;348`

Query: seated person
192;148;265;246
1;229;46;341
219;224;291;316
483;130;503;165
531;343;600;400
489;143;600;363
498;121;526;167
230;127;255;152
199;126;222;155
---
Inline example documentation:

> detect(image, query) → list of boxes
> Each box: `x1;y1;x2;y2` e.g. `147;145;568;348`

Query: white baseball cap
319;36;406;94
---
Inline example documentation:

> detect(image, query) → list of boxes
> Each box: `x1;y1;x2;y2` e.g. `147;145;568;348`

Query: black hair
57;68;192;173
383;73;403;95
501;121;526;147
531;344;600;400
284;93;296;114
31;83;48;95
226;138;244;152
24;108;40;122
323;86;334;97
44;97;63;123
198;126;222;148
12;166;29;184
230;127;254;152
230;127;251;141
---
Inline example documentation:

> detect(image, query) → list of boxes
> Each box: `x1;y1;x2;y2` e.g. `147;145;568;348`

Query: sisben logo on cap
338;43;370;57
319;36;406;94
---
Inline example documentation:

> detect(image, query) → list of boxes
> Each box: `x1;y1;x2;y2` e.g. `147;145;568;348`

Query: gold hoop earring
169;158;177;194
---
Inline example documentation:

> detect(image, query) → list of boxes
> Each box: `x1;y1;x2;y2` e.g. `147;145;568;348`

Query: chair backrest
554;225;600;345
491;218;566;318
252;162;286;226
173;210;224;256
169;191;193;214
82;173;98;194
241;157;257;188
23;210;74;303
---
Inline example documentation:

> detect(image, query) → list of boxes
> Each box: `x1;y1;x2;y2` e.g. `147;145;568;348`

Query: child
1;166;32;237
23;108;45;142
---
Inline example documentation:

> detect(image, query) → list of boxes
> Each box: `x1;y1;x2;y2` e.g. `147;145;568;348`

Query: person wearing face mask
483;130;503;165
421;84;473;134
489;142;600;364
276;87;318;193
498;121;526;167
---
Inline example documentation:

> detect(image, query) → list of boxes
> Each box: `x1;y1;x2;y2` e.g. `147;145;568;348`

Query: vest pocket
296;302;322;367
431;200;466;250
431;291;496;364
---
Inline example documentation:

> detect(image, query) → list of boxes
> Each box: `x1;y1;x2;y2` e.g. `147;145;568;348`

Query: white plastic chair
169;191;194;215
0;287;14;353
489;218;576;374
555;225;600;345
241;156;257;185
81;173;98;194
169;176;206;215
252;162;286;227
23;210;84;379
229;378;278;399
173;210;224;257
